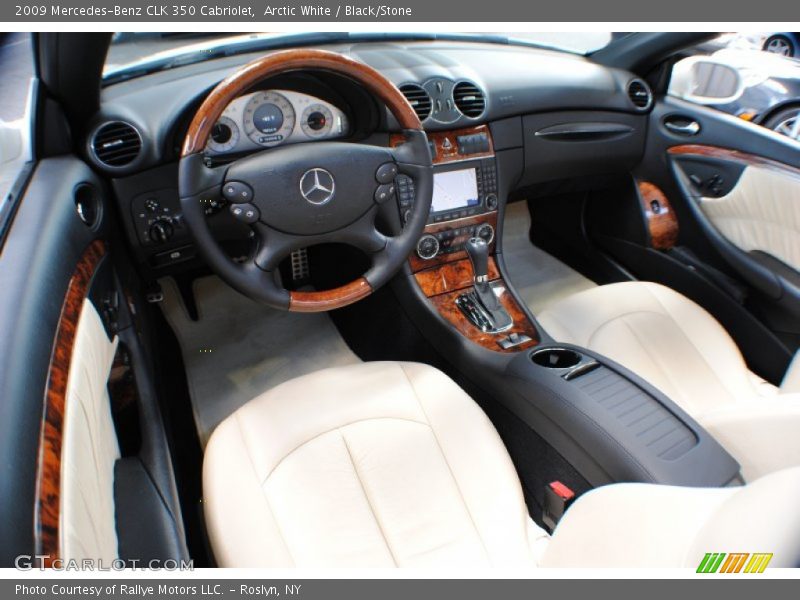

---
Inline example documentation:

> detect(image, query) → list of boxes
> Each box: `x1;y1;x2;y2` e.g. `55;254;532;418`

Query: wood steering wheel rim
180;48;426;312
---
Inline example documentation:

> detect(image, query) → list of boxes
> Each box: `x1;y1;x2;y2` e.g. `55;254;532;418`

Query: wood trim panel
637;181;679;250
428;284;539;353
391;124;494;165
414;256;538;353
289;277;372;312
407;212;498;272
183;48;422;156
415;257;501;297
34;240;106;564
668;144;800;180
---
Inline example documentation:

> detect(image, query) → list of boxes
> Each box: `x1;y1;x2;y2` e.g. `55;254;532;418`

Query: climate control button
475;223;495;244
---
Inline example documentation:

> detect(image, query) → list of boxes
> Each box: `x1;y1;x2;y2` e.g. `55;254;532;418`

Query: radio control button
374;184;396;204
375;162;399;184
222;181;254;203
229;203;260;224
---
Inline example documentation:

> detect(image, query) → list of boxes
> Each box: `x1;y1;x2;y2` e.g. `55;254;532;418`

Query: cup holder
531;348;582;369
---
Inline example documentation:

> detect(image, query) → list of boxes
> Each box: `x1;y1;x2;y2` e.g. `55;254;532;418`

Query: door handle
664;119;701;136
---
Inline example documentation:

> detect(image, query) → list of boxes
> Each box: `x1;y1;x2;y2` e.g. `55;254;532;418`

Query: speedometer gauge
206;116;240;153
243;91;296;147
301;104;334;137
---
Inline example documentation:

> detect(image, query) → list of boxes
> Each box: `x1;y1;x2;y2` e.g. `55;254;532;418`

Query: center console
394;123;742;495
394;125;540;353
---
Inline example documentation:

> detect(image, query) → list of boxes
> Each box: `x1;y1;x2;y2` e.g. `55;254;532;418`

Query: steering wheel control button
374;183;396;204
222;181;254;203
229;203;260;224
375;162;399;184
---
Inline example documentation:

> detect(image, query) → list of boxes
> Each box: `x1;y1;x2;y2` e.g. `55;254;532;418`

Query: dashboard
206;90;349;156
95;40;653;276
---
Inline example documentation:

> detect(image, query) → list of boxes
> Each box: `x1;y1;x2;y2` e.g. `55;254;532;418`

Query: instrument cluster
205;90;349;156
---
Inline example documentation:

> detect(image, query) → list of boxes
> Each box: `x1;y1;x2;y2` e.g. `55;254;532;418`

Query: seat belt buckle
542;481;576;533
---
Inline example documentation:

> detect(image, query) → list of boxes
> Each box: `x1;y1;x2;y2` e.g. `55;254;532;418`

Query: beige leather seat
538;281;800;481
203;361;800;568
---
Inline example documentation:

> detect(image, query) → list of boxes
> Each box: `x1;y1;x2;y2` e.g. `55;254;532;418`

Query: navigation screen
431;169;479;213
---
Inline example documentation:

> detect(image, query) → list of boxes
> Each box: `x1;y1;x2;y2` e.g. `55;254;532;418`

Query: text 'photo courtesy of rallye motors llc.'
1;3;800;596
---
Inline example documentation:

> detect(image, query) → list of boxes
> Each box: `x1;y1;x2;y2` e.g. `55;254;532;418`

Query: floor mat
160;276;360;446
502;201;597;314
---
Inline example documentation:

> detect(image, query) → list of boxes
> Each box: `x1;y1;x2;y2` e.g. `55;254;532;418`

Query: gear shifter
457;237;513;332
465;237;490;284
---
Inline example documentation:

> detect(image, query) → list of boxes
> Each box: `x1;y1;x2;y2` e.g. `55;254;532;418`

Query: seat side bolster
202;415;295;567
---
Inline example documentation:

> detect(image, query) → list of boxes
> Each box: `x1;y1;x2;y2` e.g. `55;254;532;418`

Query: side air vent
627;79;653;110
453;81;486;118
90;121;142;167
399;84;432;121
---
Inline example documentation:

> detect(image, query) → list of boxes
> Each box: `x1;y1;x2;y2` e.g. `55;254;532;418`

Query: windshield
103;32;622;84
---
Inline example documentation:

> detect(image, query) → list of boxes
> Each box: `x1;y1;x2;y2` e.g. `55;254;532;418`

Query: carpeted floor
159;276;360;446
502;201;597;315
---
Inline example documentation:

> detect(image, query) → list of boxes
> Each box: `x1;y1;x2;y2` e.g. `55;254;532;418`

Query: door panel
637;96;800;350
0;157;109;564
670;146;800;271
693;163;800;272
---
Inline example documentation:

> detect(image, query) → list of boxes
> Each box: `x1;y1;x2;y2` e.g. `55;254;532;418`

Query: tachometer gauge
206;116;240;153
243;91;296;147
301;104;334;137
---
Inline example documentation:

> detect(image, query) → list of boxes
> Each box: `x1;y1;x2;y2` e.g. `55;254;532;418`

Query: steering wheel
178;49;433;312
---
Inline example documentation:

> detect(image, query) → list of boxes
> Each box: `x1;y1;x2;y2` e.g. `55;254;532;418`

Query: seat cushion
203;361;548;568
537;281;769;417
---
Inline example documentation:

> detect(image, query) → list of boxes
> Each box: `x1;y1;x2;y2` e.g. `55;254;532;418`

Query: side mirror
669;57;745;105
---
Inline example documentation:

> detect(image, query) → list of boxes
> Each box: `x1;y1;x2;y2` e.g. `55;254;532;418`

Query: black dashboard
90;40;653;275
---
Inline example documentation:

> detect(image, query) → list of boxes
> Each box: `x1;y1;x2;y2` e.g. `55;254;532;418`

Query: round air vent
399;84;432;121
90;121;142;168
453;81;486;118
627;79;653;110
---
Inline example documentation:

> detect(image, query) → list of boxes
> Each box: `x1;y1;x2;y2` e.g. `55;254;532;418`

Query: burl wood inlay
668;144;800;180
391;124;494;165
34;240;106;563
407;212;498;272
183;48;422;156
415;257;501;296
415;257;538;352
289;277;372;312
637;181;679;250
429;284;539;353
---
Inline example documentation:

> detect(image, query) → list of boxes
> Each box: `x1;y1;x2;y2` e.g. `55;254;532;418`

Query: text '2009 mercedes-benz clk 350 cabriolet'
0;32;799;569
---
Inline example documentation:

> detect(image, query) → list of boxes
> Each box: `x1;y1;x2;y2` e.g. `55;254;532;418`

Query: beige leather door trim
34;240;105;565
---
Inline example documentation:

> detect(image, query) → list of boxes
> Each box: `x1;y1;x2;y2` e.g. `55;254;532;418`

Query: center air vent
453;81;486;118
627;79;653;110
399;84;432;121
91;121;142;168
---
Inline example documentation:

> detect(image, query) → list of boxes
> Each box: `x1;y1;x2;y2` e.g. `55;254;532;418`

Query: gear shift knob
465;237;489;283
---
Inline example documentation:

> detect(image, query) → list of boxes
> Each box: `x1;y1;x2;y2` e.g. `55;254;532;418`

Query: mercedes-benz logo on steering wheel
299;168;336;205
